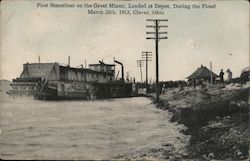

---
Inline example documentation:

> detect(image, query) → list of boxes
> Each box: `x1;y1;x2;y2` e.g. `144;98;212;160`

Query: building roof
89;63;115;66
241;66;250;74
89;61;115;66
23;62;114;75
59;65;114;76
187;65;219;79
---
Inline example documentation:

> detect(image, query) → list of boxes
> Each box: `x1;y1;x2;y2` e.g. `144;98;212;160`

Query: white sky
1;0;249;81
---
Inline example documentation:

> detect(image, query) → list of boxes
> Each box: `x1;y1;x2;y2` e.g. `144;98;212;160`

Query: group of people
219;68;232;83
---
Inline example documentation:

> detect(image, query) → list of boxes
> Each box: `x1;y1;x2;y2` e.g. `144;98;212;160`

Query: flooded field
0;97;189;160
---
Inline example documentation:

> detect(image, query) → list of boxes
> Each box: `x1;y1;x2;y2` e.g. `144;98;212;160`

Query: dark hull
95;82;133;99
8;77;133;100
33;82;133;100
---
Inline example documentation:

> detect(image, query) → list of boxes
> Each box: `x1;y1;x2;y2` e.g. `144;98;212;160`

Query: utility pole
38;55;40;63
68;56;70;67
137;60;144;82
142;51;152;93
210;61;213;84
146;19;168;103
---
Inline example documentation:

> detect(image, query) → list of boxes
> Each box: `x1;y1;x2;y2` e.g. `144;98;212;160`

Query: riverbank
149;82;249;160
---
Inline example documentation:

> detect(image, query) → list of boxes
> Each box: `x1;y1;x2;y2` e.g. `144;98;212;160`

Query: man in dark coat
220;69;224;83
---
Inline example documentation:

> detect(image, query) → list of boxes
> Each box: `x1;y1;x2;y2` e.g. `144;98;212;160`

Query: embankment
171;88;248;127
150;82;249;160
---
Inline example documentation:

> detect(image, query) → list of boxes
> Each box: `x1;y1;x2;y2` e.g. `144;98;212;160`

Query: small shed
187;65;218;86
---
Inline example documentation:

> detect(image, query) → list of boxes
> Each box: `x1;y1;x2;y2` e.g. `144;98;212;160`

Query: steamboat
7;58;132;100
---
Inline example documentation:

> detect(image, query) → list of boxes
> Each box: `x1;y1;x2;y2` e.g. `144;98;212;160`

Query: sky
1;0;249;82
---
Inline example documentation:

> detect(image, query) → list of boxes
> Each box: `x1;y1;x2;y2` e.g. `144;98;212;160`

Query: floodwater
0;97;189;160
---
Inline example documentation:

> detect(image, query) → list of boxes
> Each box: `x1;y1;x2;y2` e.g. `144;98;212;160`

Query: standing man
220;69;225;83
226;69;232;81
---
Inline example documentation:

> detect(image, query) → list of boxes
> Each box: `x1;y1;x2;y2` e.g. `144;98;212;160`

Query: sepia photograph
0;0;249;160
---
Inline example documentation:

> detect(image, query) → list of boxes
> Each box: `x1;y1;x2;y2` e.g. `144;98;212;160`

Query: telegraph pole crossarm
146;37;168;40
147;19;168;21
146;32;168;34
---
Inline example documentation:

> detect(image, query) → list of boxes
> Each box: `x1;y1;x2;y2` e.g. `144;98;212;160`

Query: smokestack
38;55;40;63
114;60;124;81
121;65;124;80
68;56;70;66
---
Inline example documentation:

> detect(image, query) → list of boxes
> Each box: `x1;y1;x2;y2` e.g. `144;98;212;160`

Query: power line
146;19;168;103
